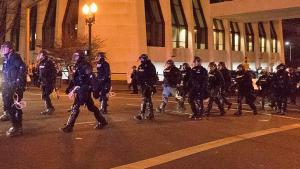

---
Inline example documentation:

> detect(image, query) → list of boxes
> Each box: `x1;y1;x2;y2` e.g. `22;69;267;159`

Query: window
270;21;278;53
43;0;57;49
258;22;266;53
30;5;37;50
144;0;165;47
10;0;21;51
0;4;6;44
62;0;79;47
192;0;207;49
245;23;254;52
230;22;240;51
213;19;225;50
170;0;188;48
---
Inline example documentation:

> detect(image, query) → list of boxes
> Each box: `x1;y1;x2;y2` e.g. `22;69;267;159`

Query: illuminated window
43;0;57;49
171;0;188;48
213;19;225;50
145;0;165;47
30;5;37;50
10;1;21;51
192;0;207;49
62;0;79;47
230;22;240;51
270;21;278;53
0;4;6;44
245;23;254;52
258;22;266;53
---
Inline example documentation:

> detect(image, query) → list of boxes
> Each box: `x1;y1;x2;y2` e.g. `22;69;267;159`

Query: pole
289;44;292;63
88;22;92;59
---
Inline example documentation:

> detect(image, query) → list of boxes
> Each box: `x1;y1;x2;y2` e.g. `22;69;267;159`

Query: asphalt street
0;87;300;169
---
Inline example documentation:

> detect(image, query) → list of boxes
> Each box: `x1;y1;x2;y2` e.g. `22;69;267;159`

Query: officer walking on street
1;41;27;137
134;54;157;120
156;59;181;113
95;52;111;114
217;62;232;110
256;69;271;110
37;50;57;115
188;56;208;120
61;50;108;133
178;63;191;110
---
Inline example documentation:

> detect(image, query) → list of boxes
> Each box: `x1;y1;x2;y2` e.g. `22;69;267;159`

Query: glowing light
82;4;90;15
90;3;98;13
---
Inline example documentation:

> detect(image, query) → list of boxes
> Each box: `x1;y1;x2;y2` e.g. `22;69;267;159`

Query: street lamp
285;41;292;64
82;2;98;58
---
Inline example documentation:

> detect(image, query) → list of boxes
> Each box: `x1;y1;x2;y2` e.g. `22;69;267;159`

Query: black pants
237;93;257;113
98;82;111;112
189;92;204;116
2;84;23;128
66;90;107;127
206;96;224;114
276;95;287;112
132;80;138;93
140;85;153;115
42;85;54;109
290;87;297;104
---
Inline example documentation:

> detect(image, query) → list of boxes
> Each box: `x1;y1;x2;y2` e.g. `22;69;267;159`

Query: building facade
2;0;300;80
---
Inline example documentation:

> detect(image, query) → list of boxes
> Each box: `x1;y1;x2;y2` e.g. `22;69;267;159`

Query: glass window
144;0;165;47
192;0;207;49
258;22;266;53
170;0;188;48
62;0;79;47
30;5;37;50
230;22;240;51
245;23;254;52
213;19;225;50
10;1;21;51
43;0;57;49
270;21;278;53
0;4;7;44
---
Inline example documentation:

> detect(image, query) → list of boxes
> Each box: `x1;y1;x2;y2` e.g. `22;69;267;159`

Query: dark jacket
163;65;181;88
181;67;191;89
3;52;27;89
137;60;157;87
273;70;290;95
188;65;208;99
256;74;271;91
208;69;224;97
219;68;231;90
96;60;111;84
235;70;254;95
38;58;56;86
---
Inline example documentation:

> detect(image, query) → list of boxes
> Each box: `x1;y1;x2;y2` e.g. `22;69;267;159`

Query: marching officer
61;50;107;133
234;64;257;116
156;59;181;113
217;62;232;109
256;69;271;110
37;50;56;115
1;41;27;137
188;56;208;120
178;63;191;110
130;65;139;94
95;52;111;114
134;54;157;120
205;62;226;116
273;64;290;114
288;67;299;105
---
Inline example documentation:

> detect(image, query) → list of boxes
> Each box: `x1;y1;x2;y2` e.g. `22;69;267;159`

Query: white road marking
112;123;300;169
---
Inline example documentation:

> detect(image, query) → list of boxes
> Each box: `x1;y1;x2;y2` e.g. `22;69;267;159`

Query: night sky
283;19;300;67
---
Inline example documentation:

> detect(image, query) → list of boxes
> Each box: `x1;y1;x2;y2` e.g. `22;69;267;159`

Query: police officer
217;62;232;110
130;65;138;94
1;41;27;137
178;63;191;110
61;50;107;132
134;54;157;120
205;62;226;116
156;59;181;113
188;56;208;120
288;67;299;105
234;64;257;116
37;50;56;115
256;69;271;109
273;64;290;114
95;52;111;114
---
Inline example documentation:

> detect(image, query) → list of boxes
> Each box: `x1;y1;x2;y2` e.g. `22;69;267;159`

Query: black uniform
38;57;56;113
289;71;299;104
130;69;138;94
178;66;191;109
219;68;232;108
135;59;157;120
273;69;290;114
256;74;271;109
2;52;26;133
188;65;208;119
62;58;107;132
95;59;111;114
206;69;225;115
235;70;257;115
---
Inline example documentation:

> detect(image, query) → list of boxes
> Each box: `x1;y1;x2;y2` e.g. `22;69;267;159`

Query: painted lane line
112;123;300;169
262;113;300;121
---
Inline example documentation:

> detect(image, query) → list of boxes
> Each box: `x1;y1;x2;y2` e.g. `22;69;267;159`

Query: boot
99;100;108;114
189;113;202;120
134;113;144;120
94;121;108;129
156;102;166;113
41;107;55;115
6;126;23;137
234;111;242;116
0;112;9;121
60;107;79;133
